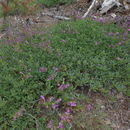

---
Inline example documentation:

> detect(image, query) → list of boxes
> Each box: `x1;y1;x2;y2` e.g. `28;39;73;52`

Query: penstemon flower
39;67;47;72
86;104;92;111
57;121;64;129
68;101;76;107
47;120;54;129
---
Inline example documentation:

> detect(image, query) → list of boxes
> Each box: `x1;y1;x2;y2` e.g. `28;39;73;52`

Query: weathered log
41;13;71;20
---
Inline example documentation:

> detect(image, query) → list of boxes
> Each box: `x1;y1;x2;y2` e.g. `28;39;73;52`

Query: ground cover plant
0;18;130;129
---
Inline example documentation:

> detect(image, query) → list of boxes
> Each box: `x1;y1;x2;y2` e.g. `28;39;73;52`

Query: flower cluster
58;83;70;91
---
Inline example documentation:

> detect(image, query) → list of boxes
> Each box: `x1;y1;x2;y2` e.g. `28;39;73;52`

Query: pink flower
57;121;63;129
52;104;58;109
55;98;62;103
95;42;100;45
40;96;45;101
68;101;76;107
13;108;25;120
19;72;24;75
48;96;54;102
53;67;59;71
86;104;92;111
116;42;122;46
128;29;130;31
115;32;119;36
58;84;70;91
65;108;71;114
47;120;54;128
51;98;62;109
39;67;47;72
61;39;67;43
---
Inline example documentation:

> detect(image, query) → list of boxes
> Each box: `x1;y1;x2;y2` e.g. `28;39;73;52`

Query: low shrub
0;19;129;129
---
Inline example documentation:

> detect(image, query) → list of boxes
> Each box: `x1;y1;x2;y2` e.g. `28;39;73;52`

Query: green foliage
0;19;129;129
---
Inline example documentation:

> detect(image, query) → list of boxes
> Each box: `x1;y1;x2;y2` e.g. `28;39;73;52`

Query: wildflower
86;104;92;111
128;29;130;31
13;108;25;120
115;32;119;36
40;95;45;101
116;42;122;46
55;98;62;104
53;66;59;71
68;101;76;107
47;74;56;80
65;108;71;114
98;17;103;23
59;109;73;123
47;120;54;128
58;84;70;91
57;121;64;129
48;96;54;102
122;36;126;41
39;67;47;72
108;32;113;36
52;104;58;109
95;42;100;45
61;39;67;43
19;72;24;75
63;84;70;89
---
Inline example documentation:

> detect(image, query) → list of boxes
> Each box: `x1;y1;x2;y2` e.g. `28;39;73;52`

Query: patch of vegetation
0;19;129;129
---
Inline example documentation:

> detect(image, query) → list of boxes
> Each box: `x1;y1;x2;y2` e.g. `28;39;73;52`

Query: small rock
111;13;116;18
101;105;105;109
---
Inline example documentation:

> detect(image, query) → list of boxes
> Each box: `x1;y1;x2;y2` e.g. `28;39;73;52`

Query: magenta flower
58;84;70;91
68;101;76;107
40;96;45;101
53;66;59;71
122;36;126;41
108;32;113;36
115;32;119;36
61;39;67;43
98;17;103;22
86;104;92;111
19;72;24;75
116;42;122;46
57;121;64;129
95;42;100;45
52;104;58;109
13;108;25;120
39;67;47;72
48;96;54;102
47;120;54;128
128;29;130;31
64;84;70;89
65;108;71;114
55;98;62;103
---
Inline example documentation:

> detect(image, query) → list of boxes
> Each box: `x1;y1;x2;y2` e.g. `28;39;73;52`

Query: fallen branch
41;13;71;20
82;0;97;18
